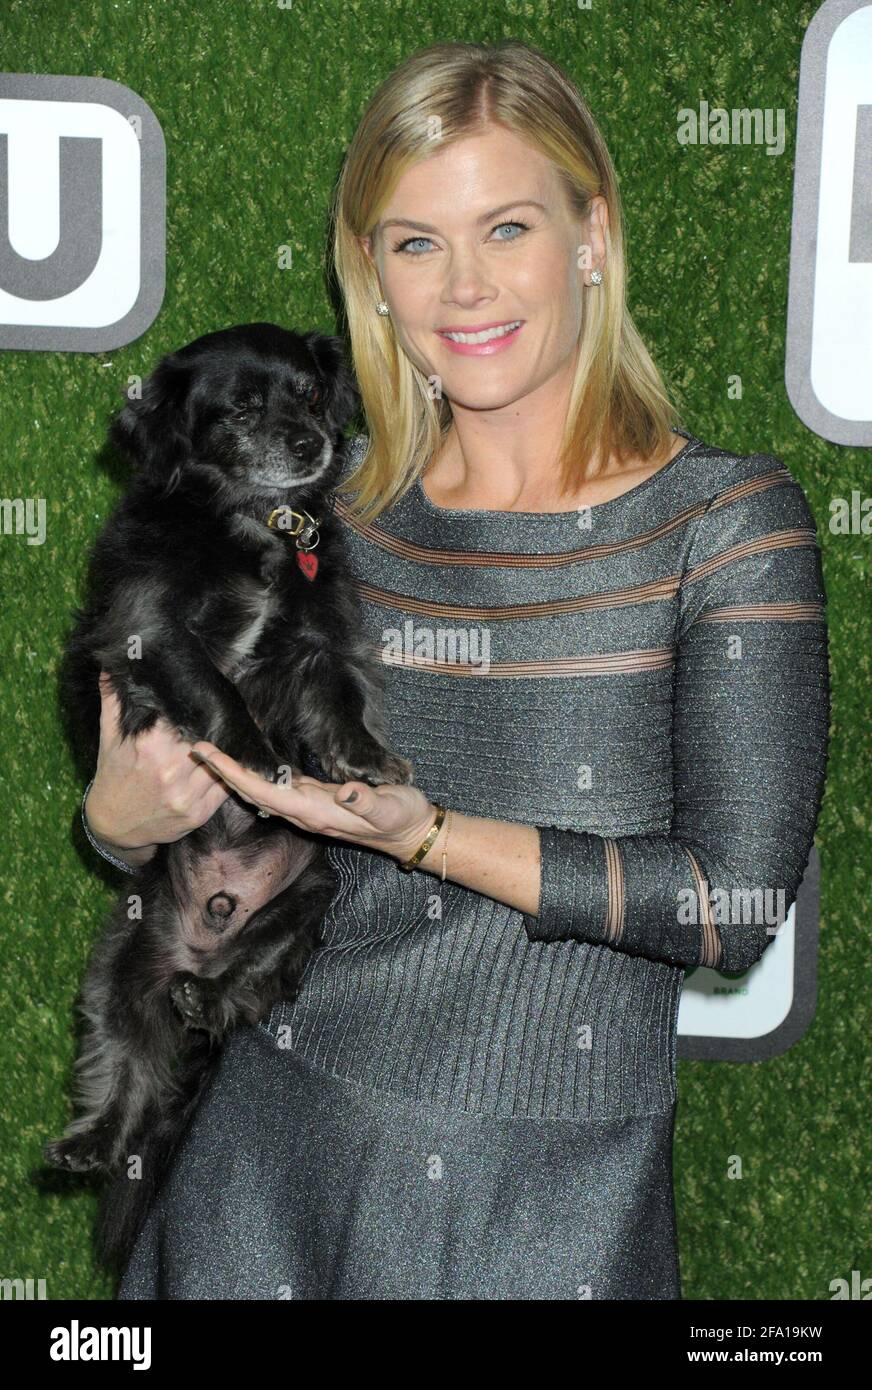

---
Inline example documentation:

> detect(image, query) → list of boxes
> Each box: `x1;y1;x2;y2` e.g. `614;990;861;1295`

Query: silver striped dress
117;429;829;1299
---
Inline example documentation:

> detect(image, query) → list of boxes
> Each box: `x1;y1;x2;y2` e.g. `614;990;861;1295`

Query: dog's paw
169;972;228;1035
322;743;414;787
217;730;282;784
169;973;208;1027
44;1132;111;1175
365;748;415;786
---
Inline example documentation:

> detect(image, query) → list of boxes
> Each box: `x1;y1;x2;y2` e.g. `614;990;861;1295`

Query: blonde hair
331;39;685;523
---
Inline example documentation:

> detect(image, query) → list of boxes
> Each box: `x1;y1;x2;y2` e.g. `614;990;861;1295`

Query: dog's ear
109;355;195;496
304;333;360;433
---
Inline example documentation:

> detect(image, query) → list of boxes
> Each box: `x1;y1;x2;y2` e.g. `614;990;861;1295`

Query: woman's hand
85;671;233;851
188;740;437;862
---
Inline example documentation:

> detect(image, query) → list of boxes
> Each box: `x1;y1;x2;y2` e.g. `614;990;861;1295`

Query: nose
276;424;321;457
440;246;498;309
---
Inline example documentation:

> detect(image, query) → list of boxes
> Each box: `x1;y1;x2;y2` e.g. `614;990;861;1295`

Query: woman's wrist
386;803;454;873
412;809;452;875
384;802;443;865
81;780;156;872
386;807;541;917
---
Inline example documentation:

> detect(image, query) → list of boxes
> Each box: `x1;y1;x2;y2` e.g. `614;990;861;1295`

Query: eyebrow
379;200;548;234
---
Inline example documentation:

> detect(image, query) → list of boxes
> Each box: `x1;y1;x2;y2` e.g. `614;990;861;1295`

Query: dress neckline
412;431;699;520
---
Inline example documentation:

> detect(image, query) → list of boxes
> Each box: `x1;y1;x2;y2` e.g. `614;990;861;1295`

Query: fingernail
342;790;358;803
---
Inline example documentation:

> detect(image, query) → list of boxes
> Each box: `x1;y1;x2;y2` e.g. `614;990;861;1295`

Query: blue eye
492;221;529;241
394;235;434;255
392;220;531;255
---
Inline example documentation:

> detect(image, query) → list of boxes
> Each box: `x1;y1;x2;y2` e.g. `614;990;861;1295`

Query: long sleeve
521;461;831;971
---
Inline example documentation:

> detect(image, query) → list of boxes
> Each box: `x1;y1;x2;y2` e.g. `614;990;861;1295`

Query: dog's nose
283;427;322;458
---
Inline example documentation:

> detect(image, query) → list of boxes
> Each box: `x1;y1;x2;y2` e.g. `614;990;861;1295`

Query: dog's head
109;323;359;509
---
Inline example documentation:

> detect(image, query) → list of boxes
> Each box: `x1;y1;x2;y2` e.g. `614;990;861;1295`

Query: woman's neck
421;425;687;514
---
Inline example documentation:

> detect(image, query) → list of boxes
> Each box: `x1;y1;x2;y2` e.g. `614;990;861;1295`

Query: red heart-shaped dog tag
297;550;318;581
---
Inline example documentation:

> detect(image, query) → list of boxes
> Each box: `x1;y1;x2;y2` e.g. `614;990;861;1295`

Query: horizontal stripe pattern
681;528;818;587
333;463;793;568
374;643;676;678
257;434;824;1120
353;529;820;628
693;601;825;624
354;573;680;620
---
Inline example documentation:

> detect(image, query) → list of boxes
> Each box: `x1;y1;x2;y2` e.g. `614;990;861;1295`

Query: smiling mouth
437;320;523;345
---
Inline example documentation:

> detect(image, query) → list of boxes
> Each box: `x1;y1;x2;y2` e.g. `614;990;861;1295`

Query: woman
84;41;830;1299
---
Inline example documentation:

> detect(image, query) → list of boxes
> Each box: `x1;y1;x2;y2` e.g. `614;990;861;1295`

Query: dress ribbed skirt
117;1022;681;1300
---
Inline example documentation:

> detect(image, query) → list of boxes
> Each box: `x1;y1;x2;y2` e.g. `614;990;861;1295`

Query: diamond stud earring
590;269;604;285
376;300;390;315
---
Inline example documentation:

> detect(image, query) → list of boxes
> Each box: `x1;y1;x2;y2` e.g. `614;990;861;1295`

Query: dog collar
264;494;336;581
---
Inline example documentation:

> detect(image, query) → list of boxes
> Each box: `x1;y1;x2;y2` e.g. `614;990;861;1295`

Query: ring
257;808;270;818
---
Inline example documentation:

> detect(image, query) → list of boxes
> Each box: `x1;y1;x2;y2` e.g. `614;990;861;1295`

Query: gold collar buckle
266;506;321;551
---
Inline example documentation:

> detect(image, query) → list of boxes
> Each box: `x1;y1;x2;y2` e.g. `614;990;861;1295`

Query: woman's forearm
142;742;546;917
386;809;542;917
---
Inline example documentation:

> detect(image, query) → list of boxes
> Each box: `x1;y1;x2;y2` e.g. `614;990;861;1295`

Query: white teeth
442;321;521;344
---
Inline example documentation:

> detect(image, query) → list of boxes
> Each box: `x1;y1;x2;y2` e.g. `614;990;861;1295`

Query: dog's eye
306;384;321;408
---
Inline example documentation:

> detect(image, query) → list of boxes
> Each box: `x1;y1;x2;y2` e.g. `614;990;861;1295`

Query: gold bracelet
398;803;446;872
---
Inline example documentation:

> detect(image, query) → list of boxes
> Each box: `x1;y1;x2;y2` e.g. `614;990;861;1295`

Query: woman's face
360;125;606;415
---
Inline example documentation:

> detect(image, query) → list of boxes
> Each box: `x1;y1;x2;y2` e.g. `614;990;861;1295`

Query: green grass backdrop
0;0;868;1300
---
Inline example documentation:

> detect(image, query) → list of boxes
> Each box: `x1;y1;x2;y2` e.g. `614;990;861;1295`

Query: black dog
44;323;411;1269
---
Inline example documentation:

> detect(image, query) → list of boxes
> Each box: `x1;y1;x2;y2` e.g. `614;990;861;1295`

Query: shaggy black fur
43;323;411;1272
